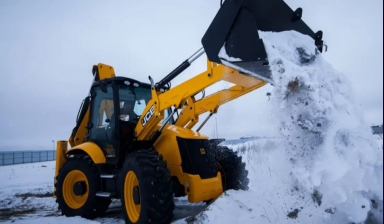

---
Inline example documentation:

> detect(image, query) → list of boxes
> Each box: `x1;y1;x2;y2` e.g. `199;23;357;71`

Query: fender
67;142;106;164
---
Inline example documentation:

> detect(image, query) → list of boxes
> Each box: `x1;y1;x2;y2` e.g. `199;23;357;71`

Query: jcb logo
142;106;155;127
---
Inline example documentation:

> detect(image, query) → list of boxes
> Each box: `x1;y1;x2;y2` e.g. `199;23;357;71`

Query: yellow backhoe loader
54;0;325;223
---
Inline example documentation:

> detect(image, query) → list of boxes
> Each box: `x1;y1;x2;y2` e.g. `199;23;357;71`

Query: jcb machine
54;0;325;223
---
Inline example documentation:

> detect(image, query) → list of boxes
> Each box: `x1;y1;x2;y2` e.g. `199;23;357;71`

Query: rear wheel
119;149;174;224
55;157;104;219
215;146;249;191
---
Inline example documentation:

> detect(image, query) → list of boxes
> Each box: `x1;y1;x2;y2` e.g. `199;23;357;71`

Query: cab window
119;86;151;123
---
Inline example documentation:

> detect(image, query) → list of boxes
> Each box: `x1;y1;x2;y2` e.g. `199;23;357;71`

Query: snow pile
263;31;383;223
176;31;383;224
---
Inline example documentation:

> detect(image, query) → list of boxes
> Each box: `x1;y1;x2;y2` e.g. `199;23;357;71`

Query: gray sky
0;0;382;151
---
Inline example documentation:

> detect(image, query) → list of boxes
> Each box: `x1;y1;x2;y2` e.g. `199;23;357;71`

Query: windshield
118;84;173;124
119;86;152;116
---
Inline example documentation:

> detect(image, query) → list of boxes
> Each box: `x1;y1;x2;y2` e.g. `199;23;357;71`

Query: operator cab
85;77;172;166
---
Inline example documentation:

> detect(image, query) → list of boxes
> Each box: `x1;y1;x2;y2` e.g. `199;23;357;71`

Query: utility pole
52;140;55;151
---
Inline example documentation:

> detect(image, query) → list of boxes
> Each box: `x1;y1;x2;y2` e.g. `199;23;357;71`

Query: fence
0;150;56;166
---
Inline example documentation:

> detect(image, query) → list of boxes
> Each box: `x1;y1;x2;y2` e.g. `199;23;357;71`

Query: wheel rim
63;170;89;209
124;171;141;223
217;162;227;190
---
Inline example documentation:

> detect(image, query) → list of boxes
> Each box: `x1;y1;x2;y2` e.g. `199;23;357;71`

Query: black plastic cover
177;137;218;179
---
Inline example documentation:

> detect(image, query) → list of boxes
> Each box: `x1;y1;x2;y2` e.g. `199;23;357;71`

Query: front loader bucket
202;0;324;83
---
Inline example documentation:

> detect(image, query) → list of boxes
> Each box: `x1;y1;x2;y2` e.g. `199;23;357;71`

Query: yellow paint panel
222;70;265;88
97;63;115;80
136;100;165;140
153;124;221;203
69;107;90;148
67;142;106;164
54;141;68;198
168;165;223;203
175;97;199;128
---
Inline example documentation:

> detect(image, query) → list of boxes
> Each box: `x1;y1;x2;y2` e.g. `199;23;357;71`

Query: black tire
119;149;174;224
55;157;103;219
215;146;249;191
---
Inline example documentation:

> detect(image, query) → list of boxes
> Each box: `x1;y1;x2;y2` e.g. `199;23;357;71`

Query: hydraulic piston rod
155;48;205;89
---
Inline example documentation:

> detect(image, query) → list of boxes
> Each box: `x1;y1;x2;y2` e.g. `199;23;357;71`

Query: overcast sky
0;0;382;151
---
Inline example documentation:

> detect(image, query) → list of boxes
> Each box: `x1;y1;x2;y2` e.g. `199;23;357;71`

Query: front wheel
119;149;174;224
215;146;249;191
55;157;103;219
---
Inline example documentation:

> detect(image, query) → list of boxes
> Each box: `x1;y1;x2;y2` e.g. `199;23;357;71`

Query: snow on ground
0;161;105;223
0;161;58;222
3;217;100;224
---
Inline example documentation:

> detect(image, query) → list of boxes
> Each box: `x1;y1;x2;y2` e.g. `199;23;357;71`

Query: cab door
88;84;118;158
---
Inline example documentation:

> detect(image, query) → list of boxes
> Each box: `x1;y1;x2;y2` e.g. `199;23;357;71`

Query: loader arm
192;79;267;116
134;60;267;141
173;80;268;129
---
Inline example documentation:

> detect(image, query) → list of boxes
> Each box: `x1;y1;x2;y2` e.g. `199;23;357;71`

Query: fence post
23;152;25;164
1;153;3;166
13;152;15;165
39;151;41;162
31;152;33;163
